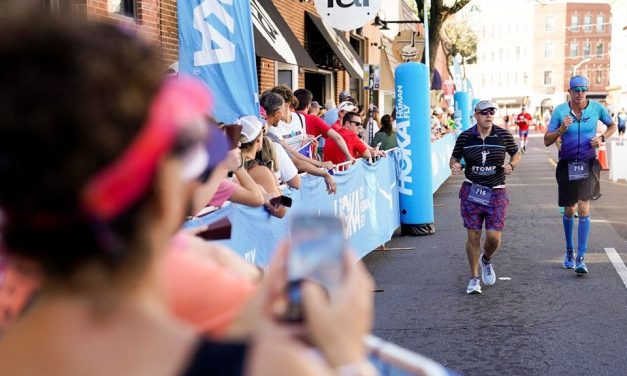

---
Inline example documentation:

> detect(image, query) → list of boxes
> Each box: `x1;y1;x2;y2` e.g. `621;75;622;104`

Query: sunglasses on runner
476;109;496;116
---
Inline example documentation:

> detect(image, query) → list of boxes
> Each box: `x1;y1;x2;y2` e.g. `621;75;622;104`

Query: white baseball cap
235;115;263;143
338;101;358;113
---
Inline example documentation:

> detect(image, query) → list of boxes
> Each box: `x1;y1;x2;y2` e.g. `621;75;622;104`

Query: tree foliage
415;0;472;75
441;15;477;78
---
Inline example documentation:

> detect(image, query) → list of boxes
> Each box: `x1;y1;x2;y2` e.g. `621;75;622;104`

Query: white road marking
498;277;511;280
604;248;627;289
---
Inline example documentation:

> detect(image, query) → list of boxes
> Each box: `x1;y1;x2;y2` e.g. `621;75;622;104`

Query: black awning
251;0;317;69
305;12;364;80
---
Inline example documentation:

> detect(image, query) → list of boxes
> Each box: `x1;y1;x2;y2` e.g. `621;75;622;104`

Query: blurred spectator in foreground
371;114;398;151
0;14;375;376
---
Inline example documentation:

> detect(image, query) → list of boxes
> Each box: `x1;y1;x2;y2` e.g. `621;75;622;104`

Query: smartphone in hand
269;195;292;208
284;214;345;322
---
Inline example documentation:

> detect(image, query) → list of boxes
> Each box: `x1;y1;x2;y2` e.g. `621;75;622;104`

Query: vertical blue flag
178;0;260;123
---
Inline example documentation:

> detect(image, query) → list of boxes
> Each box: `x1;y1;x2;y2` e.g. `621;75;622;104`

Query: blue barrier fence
183;150;401;266
431;133;455;194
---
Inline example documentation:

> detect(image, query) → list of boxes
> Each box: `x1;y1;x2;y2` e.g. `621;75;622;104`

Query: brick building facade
45;0;391;109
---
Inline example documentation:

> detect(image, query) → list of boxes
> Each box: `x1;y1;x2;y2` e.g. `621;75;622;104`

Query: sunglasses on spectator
348;120;363;127
476;109;496;116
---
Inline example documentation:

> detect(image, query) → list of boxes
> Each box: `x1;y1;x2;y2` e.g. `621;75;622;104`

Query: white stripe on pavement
604;248;627;289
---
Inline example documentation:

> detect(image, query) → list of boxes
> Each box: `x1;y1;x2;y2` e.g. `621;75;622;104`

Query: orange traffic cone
598;141;609;170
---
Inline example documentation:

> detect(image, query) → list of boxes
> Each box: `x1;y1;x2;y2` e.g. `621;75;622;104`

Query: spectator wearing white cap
238;115;288;218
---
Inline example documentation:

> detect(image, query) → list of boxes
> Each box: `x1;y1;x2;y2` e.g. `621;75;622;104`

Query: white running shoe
466;278;482;294
479;253;496;285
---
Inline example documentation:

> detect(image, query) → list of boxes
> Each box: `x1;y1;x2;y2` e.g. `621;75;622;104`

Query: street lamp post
573;57;591;77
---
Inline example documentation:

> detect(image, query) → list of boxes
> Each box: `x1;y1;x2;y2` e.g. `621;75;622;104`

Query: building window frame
543;71;553;86
583;15;592;32
571;15;579;32
583;41;591;57
570;41;579;58
545;16;555;32
596;42;603;58
596;15;604;32
108;0;137;19
276;62;298;91
544;42;554;59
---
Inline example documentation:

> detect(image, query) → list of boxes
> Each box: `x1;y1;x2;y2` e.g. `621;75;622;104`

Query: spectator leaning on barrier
324;111;374;165
238;115;288;218
265;88;337;194
450;100;521;295
371;114;398;151
256;94;302;190
294;88;354;163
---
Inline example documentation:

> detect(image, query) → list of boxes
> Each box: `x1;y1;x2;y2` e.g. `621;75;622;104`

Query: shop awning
305;12;364;79
379;37;398;91
251;0;317;69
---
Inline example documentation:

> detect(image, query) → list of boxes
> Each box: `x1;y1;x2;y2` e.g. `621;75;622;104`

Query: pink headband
82;77;213;221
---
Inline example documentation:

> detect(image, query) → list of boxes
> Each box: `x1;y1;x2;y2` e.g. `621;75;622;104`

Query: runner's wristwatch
601;135;605;142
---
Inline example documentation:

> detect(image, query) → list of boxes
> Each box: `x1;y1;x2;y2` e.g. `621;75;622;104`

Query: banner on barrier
178;0;259;123
183;152;401;266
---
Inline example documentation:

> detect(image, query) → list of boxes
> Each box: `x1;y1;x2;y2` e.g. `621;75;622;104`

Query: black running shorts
555;158;601;207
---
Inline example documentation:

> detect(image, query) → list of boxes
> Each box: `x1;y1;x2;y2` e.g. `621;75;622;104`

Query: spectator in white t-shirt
261;91;337;194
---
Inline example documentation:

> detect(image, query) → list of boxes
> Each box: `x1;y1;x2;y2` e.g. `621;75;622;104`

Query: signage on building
316;0;382;31
392;30;424;63
250;0;297;65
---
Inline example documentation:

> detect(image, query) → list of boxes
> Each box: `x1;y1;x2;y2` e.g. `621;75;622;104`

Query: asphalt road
364;133;627;376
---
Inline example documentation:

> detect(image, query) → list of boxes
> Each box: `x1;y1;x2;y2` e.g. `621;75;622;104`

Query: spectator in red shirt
331;101;359;131
293;88;354;162
323;111;373;165
515;106;533;153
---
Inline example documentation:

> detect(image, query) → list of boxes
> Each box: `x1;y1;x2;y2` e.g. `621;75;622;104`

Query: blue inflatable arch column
395;63;435;236
454;91;471;131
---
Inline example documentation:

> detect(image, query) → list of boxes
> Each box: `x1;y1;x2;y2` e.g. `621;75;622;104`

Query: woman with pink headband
0;12;374;376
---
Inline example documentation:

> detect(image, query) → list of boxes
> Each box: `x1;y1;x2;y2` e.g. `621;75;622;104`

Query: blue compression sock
577;216;591;258
563;215;575;251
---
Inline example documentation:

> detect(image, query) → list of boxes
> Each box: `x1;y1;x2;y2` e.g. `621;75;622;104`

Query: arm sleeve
350;133;367;156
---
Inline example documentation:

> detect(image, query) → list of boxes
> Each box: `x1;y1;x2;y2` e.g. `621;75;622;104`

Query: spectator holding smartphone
0;13;376;376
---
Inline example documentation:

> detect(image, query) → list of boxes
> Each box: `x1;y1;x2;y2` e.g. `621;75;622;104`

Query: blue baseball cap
569;76;589;91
